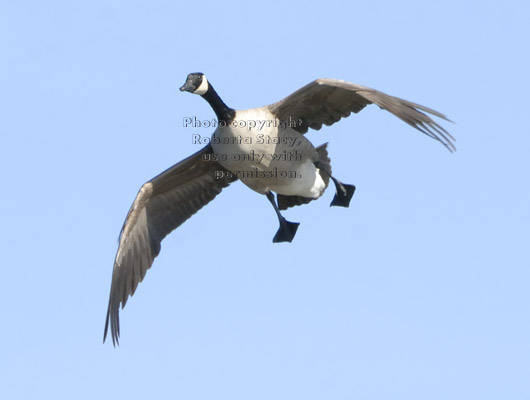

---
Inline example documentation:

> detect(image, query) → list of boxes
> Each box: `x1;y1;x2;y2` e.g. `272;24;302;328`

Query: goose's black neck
201;84;235;124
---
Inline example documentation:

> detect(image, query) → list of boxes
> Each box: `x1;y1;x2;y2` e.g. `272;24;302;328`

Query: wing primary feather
268;79;455;151
103;145;236;346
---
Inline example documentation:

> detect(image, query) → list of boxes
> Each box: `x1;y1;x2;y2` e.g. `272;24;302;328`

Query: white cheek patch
194;75;209;95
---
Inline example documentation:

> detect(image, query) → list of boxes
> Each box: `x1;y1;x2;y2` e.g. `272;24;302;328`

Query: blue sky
1;1;529;398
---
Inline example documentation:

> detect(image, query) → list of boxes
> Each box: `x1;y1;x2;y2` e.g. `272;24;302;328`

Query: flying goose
104;72;454;345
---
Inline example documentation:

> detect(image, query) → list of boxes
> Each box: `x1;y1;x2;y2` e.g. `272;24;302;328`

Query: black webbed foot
314;162;356;208
272;218;300;243
330;181;356;208
266;191;300;243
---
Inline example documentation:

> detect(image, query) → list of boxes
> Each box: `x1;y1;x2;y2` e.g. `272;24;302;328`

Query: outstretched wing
268;79;455;152
104;144;236;345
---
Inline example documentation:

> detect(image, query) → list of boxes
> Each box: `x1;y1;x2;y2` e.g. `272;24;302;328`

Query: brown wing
103;145;236;346
268;79;455;152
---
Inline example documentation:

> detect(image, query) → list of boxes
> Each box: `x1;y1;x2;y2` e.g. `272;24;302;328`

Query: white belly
211;108;325;198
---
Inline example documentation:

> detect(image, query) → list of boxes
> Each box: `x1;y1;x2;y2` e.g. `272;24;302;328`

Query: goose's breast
210;109;322;196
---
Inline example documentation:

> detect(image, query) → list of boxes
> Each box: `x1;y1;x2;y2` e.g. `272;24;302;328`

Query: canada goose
103;73;454;345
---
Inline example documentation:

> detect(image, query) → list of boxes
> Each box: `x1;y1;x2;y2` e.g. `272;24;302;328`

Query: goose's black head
179;72;235;123
179;72;208;95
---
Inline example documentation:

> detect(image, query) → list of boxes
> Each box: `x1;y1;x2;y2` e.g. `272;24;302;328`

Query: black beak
179;81;193;92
